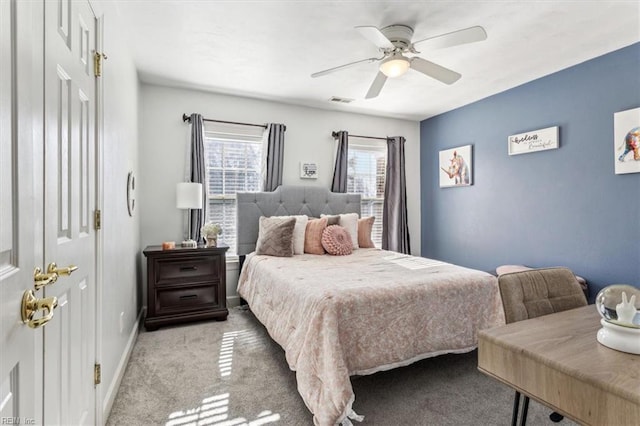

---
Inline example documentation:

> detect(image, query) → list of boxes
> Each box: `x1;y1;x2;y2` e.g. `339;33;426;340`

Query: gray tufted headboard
236;185;361;256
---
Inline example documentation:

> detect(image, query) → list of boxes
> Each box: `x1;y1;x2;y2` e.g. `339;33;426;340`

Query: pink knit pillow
321;225;353;256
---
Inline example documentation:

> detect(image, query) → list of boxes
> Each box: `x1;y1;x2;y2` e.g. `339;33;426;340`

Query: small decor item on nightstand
595;284;640;355
201;222;222;247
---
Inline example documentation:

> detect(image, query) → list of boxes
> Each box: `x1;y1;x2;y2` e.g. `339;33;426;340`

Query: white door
42;0;97;424
0;0;43;424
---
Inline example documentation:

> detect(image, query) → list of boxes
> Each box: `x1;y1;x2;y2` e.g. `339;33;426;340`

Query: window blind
204;124;265;255
347;142;386;247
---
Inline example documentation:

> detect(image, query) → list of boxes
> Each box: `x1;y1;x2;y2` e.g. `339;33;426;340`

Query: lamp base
180;239;197;248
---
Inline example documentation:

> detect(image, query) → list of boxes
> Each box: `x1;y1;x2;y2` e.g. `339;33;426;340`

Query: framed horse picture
439;144;473;188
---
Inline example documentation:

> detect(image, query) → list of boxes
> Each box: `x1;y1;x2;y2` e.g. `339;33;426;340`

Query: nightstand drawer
156;285;219;313
153;256;219;285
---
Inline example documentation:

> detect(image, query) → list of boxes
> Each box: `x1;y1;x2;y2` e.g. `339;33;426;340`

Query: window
346;142;386;247
203;123;265;255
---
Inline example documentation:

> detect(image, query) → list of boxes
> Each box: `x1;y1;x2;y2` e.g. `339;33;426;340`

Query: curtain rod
331;131;387;141
183;113;268;129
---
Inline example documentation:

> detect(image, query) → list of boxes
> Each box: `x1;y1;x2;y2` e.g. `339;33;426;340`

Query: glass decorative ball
595;284;640;327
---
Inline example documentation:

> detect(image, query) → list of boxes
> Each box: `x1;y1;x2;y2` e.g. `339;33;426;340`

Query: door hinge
94;363;101;386
94;52;107;77
94;209;102;230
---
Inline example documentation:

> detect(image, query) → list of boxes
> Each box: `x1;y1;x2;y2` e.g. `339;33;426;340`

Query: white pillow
321;213;359;249
273;215;308;254
339;213;359;249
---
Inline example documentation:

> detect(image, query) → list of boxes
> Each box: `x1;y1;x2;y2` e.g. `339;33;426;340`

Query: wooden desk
478;305;640;426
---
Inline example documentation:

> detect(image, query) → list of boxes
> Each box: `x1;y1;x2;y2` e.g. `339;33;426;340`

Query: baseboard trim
102;307;145;420
227;295;241;308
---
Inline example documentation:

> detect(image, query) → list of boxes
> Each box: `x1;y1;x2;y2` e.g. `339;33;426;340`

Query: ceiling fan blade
410;57;461;85
365;72;387;99
412;26;487;51
355;26;394;49
311;57;381;78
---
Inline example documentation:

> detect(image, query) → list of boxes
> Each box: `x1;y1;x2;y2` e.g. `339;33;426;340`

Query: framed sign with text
508;126;559;155
300;162;318;179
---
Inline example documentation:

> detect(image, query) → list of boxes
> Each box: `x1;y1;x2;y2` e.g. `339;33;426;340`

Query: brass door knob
21;290;58;329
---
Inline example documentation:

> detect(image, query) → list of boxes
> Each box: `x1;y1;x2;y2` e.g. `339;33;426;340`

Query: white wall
139;84;421;303
91;2;141;421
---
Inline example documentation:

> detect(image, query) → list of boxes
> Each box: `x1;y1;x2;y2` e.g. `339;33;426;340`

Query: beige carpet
107;307;576;425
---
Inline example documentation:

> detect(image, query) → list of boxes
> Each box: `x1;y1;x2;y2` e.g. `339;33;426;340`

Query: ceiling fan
311;24;487;99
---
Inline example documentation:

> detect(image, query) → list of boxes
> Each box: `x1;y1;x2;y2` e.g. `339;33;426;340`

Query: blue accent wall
420;43;640;301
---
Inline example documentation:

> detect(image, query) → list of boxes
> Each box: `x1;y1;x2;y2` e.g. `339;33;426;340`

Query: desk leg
519;396;530;426
511;391;521;426
550;412;564;422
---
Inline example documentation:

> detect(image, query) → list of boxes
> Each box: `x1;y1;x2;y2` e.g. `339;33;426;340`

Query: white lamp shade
176;182;203;209
379;54;410;78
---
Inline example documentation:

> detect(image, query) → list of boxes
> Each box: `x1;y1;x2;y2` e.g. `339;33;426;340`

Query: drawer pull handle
179;294;198;300
179;266;198;271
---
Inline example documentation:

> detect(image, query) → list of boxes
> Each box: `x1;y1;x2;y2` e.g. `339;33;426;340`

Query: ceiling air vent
329;96;354;104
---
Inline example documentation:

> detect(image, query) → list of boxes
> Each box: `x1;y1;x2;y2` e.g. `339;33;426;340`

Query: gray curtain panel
264;123;286;191
189;113;207;243
382;136;411;254
331;131;349;193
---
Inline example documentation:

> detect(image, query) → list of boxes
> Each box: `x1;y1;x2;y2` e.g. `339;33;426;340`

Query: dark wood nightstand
143;244;229;331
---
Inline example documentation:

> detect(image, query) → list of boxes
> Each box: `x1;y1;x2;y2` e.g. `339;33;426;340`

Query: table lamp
176;182;202;248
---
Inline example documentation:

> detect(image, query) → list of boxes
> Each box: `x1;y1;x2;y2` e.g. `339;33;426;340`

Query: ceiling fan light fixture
379;54;410;78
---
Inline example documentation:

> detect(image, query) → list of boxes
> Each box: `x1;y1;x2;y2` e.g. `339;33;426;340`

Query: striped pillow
304;217;327;255
358;216;376;248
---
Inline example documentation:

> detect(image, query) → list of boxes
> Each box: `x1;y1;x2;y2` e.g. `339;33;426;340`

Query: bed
236;186;505;425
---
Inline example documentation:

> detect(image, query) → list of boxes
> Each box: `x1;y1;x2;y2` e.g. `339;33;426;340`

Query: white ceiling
114;1;640;122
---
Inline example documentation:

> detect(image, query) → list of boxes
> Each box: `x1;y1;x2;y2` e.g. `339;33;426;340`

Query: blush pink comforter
237;249;505;425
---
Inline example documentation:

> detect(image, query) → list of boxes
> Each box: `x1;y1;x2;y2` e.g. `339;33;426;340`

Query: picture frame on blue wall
508;126;559;155
614;107;640;175
439;145;472;188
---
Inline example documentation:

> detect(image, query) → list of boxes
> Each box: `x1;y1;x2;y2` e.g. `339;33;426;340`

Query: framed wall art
508;126;559;155
614;107;640;175
439;145;472;188
300;162;318;179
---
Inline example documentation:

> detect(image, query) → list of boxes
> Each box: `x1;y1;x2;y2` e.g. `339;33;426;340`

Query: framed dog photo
439;145;473;188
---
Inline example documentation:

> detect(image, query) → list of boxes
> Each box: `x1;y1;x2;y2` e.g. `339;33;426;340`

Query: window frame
346;141;387;248
203;126;266;257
